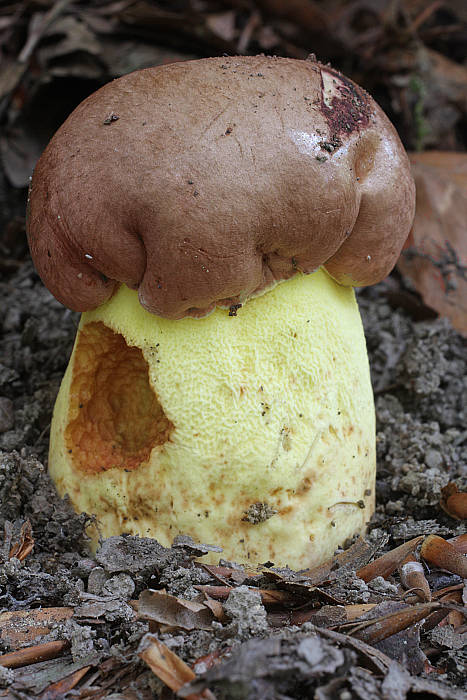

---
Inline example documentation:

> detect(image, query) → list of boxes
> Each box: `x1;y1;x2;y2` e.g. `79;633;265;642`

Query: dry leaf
8;519;34;562
398;152;467;335
196;584;298;607
297;536;383;586
39;665;91;700
201;595;226;622
138;634;212;699
137;589;214;631
420;534;467;578
440;482;467;520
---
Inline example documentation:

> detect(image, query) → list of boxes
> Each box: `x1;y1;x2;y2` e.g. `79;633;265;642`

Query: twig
356;536;424;583
0;640;70;669
18;0;73;64
408;0;443;34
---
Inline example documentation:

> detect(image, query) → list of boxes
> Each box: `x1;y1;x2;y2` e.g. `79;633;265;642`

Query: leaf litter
0;1;466;697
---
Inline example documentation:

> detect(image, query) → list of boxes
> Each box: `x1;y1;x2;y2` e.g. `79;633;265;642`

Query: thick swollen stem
49;269;375;568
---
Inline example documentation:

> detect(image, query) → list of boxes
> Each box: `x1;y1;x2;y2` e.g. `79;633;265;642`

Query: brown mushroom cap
27;55;415;319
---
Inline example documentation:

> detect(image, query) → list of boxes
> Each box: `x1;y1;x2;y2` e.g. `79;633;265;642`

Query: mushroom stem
49;270;375;568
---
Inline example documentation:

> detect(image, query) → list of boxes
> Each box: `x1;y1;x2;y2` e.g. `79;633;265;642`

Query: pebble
425;449;443;469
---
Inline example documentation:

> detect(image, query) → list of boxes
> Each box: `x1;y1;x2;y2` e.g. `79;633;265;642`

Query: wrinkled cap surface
27;55;415;319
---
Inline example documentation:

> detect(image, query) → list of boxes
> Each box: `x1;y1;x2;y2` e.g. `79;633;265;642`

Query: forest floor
0;259;465;699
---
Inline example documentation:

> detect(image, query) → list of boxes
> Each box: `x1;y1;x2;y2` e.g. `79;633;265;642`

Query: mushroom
27;56;415;568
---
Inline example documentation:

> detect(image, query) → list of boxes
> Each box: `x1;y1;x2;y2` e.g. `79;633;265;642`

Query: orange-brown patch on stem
65;322;172;473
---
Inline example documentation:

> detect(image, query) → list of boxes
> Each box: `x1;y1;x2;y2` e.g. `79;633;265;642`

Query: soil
0;253;465;698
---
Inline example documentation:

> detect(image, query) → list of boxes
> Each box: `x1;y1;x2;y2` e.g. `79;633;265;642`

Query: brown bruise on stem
65;322;172;473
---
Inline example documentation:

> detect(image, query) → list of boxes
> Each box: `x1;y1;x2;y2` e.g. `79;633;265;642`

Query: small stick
351;603;437;644
0;640;70;669
421;535;467;578
357;536;424;583
195;585;298;606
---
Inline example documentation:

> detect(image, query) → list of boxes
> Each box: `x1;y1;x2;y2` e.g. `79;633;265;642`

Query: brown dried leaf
198;562;254;585
398;152;467;335
8;519;34;562
39;665;91;700
201;595;226;623
345;603;379;621
137;589;214;631
290;603;378;628
138;634;211;700
196;584;299;607
440;482;467;520
420;534;467;578
298;535;383;586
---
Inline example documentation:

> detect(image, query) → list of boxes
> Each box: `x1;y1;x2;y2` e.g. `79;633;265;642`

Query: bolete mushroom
27;56;415;568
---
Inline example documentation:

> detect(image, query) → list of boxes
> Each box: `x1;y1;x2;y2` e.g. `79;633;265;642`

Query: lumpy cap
27;55;415;319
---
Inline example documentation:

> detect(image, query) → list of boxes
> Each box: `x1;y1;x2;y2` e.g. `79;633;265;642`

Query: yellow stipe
49;269;375;568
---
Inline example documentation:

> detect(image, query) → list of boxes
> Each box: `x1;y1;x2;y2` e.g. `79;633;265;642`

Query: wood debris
420;534;467;578
0;640;70;669
8;519;34;562
0;607;73;649
0;528;463;696
399;554;431;602
357;536;424;582
440;483;467;521
137;589;214;631
138;634;214;700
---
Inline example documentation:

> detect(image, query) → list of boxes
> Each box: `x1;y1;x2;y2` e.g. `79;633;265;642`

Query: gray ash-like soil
0;258;465;698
